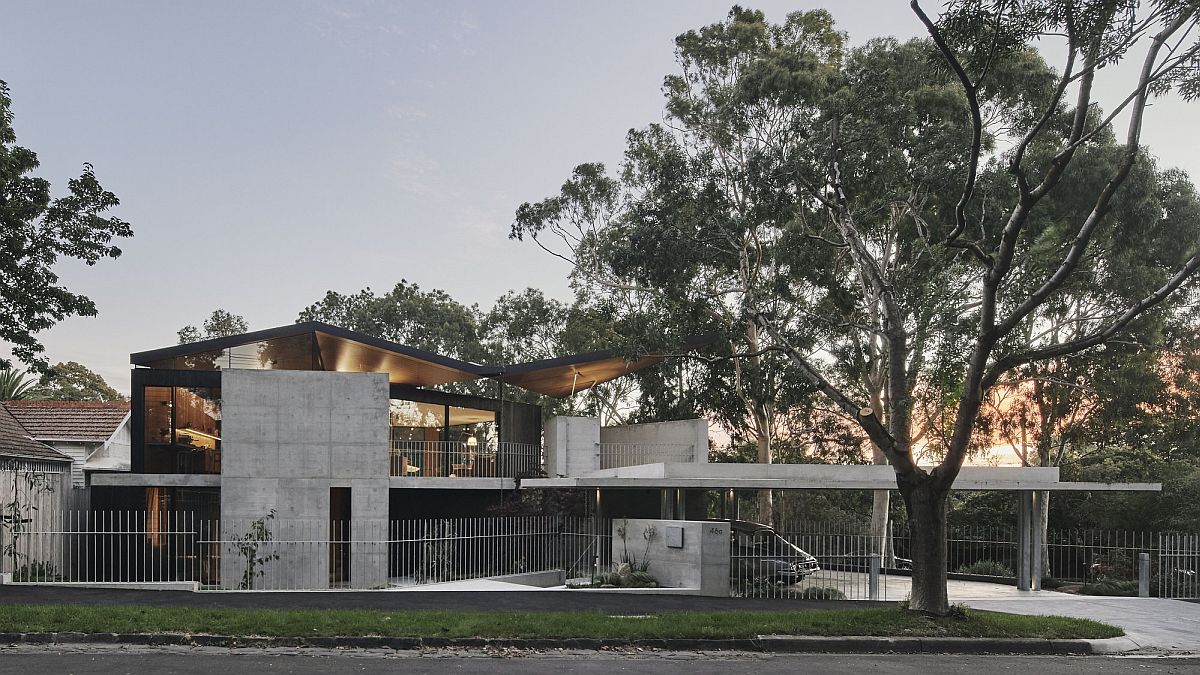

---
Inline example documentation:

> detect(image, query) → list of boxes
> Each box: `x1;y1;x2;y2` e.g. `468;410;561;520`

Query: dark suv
730;520;820;585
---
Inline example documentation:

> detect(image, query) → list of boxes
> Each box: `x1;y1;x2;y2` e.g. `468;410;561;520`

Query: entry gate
1159;533;1200;599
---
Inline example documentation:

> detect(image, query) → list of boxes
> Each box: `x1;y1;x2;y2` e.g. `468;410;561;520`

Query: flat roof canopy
131;321;713;396
521;464;1161;492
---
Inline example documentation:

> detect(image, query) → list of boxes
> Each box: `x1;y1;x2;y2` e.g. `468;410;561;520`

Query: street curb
0;632;1139;654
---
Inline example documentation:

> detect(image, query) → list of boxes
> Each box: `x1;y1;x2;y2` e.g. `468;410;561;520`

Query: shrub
798;586;846;600
1080;579;1139;597
956;560;1015;577
12;560;61;582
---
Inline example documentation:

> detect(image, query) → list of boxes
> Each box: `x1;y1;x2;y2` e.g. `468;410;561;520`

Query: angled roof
4;400;130;442
498;334;717;397
130;321;714;397
0;404;73;463
130;321;490;387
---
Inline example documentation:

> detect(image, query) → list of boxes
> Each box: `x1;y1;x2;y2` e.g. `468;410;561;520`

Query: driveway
964;593;1200;653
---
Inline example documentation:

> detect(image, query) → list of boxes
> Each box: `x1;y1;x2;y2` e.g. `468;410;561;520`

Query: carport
523;464;1160;592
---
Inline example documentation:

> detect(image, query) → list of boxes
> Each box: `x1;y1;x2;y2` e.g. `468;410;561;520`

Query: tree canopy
0;80;132;371
178;309;249;344
513;3;1200;614
34;361;124;401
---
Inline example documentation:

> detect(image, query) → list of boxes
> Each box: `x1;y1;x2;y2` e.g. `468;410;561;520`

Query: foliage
588;565;659;588
12;560;61;582
420;519;457;583
0;369;42;401
177;309;249;344
300;281;485;362
513;3;1200;614
798;586;847;600
955;560;1015;578
1079;579;1139;597
32;361;123;401
614;519;657;573
232;510;280;590
0;80;132;371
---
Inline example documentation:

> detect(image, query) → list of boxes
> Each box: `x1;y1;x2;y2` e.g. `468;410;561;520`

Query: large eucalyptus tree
515;1;1200;614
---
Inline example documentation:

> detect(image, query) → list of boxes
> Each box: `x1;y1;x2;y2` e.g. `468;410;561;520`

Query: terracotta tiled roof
0;404;72;463
3;400;130;442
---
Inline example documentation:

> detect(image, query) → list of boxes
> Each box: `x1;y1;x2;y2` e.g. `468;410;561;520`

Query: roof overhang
498;334;718;397
130;321;490;387
521;463;1162;492
131;322;717;396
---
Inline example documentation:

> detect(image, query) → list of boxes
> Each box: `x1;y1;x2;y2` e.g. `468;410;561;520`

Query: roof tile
3;400;130;442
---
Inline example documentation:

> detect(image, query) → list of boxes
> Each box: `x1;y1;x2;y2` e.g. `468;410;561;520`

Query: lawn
0;605;1122;640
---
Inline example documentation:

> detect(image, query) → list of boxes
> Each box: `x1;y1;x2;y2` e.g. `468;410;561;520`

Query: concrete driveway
963;593;1200;653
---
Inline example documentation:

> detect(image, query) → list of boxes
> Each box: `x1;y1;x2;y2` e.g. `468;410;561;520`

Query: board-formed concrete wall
219;369;390;589
599;419;709;463
611;518;729;596
544;416;600;477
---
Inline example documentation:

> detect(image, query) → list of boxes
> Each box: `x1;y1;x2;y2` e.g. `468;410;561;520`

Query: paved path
963;593;1200;654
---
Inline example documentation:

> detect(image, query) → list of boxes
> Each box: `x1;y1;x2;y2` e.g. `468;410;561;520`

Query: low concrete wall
600;420;709;463
611;519;729;596
488;569;565;588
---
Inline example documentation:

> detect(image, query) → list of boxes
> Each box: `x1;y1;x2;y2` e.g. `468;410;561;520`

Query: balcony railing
389;441;541;478
596;442;695;469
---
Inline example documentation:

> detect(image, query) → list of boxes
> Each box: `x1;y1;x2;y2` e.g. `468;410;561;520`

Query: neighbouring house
0;402;72;576
3;400;132;491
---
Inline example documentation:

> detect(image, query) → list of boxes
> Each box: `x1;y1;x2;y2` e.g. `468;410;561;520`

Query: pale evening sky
2;1;1197;394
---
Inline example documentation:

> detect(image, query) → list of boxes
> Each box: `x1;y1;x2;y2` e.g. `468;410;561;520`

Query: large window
143;386;222;474
145;333;318;371
388;399;496;477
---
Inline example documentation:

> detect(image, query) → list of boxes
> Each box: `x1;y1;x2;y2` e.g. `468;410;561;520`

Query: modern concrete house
84;321;709;588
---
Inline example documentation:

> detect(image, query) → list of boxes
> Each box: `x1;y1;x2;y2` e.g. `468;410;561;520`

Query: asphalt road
0;646;1197;674
0;585;888;612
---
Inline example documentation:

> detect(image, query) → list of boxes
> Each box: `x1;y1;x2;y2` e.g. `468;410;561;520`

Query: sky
2;1;1197;395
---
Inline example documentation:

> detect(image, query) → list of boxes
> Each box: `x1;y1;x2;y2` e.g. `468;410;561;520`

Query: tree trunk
756;435;773;526
870;445;892;567
870;489;893;567
903;477;951;615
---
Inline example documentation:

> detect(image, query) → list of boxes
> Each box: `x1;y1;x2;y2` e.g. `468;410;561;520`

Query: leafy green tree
481;288;638;424
33;361;124;401
515;3;1200;614
0;369;41;401
177;309;249;344
0;80;132;371
299;281;485;362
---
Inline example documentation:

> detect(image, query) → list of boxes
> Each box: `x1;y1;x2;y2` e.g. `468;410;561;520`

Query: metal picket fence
1;511;610;591
733;520;1199;600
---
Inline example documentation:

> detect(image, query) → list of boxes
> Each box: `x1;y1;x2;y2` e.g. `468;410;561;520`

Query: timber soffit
129;322;718;397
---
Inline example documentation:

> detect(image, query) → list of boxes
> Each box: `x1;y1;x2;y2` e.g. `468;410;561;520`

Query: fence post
869;553;881;601
1139;552;1150;598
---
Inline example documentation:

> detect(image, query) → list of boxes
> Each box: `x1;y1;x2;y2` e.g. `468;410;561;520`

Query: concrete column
1017;491;1031;591
1030;491;1043;591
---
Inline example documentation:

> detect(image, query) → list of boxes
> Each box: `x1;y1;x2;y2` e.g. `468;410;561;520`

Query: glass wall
388;399;496;477
145;333;318;371
142;386;222;474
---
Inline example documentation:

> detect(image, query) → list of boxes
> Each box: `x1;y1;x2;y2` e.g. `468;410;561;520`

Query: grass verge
0;605;1122;640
